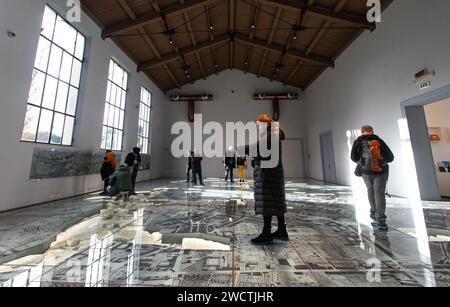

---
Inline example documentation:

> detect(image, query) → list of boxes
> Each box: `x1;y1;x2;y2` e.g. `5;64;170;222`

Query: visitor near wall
125;147;142;195
99;150;117;196
351;125;395;231
251;114;288;245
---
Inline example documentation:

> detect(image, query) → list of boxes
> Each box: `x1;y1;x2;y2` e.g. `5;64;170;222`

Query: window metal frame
21;5;85;147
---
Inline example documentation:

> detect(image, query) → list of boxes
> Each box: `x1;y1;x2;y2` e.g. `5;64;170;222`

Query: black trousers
131;168;138;192
103;178;110;192
192;170;203;185
225;167;234;182
186;167;192;181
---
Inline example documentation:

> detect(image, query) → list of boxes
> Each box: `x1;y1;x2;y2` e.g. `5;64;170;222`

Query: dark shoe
272;229;289;241
373;223;389;231
99;192;107;196
251;232;273;245
370;212;376;221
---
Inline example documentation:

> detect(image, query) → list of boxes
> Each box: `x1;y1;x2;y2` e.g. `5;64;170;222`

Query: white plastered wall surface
304;0;450;198
0;0;166;211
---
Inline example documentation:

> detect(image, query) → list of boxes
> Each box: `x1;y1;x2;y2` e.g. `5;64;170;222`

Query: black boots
251;215;289;245
251;216;273;245
272;214;289;241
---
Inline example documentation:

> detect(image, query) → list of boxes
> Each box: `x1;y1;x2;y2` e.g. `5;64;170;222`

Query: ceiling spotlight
209;24;214;31
187;75;191;79
251;24;255;29
293;35;297;40
214;63;219;68
201;94;209;100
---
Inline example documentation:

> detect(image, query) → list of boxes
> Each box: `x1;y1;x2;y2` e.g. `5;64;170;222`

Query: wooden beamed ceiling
80;0;393;92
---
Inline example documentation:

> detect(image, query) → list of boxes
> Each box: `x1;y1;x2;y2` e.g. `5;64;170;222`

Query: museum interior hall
0;0;449;288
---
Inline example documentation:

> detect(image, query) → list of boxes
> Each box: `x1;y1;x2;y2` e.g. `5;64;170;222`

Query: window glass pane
51;112;65;144
109;106;116;127
74;33;85;60
60;52;73;83
113;63;123;85
103;103;109;126
114;106;120;128
66;86;78;116
55;81;69;113
105;82;111;103
53;16;77;54
119;110;124;129
22;106;40;141
34;37;51;72
117;133;123;151
36;109;53;143
101;127;107;149
121;89;126;109
110;84;116;105
70;59;82;87
22;5;84;146
28;70;46;106
41;7;56;39
42;76;58;109
122;71;128;89
115;89;122;107
48;45;63;78
105;127;113;150
62;116;74;145
108;60;114;80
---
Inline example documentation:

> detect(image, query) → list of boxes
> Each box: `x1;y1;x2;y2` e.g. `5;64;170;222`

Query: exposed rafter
139;34;230;71
103;0;213;38
235;33;334;67
284;0;348;87
255;0;375;30
116;0;179;88
257;7;282;78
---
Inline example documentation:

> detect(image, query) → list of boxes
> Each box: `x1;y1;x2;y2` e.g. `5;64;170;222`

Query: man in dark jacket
351;125;394;231
251;115;287;245
192;154;204;186
186;151;193;182
224;149;236;183
125;147;141;195
107;165;132;200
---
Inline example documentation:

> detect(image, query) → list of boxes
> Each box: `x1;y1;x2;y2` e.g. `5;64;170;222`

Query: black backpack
360;139;384;173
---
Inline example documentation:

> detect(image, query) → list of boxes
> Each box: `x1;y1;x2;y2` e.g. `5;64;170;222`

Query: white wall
0;0;166;211
304;0;450;198
163;70;305;178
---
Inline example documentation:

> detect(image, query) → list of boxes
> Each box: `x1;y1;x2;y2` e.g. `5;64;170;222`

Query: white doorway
282;139;305;178
320;131;337;184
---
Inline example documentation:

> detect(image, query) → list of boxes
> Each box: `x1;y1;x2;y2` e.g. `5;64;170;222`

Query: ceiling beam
139;34;230;71
116;0;179;89
284;0;346;86
255;0;375;30
179;0;206;80
103;0;213;38
235;33;334;67
229;0;235;69
257;7;282;77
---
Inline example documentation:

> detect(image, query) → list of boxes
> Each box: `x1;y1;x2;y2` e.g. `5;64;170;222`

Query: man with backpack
351;125;394;231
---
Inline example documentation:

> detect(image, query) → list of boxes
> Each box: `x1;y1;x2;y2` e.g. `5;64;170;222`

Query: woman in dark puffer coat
251;114;288;245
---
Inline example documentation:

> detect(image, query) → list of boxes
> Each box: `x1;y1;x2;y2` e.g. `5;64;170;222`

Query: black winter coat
253;127;286;217
192;157;203;172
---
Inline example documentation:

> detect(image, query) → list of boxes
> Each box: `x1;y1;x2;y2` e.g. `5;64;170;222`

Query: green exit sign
419;80;431;90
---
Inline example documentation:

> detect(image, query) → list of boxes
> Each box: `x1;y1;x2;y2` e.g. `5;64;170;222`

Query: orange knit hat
256;114;272;123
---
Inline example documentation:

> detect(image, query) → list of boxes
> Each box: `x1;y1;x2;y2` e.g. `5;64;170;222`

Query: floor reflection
0;178;448;287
